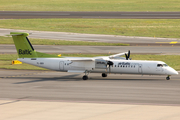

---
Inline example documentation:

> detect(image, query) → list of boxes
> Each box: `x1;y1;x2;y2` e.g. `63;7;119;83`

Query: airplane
10;32;178;80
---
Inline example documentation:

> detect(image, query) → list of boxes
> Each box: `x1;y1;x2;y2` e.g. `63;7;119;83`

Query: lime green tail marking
11;32;58;58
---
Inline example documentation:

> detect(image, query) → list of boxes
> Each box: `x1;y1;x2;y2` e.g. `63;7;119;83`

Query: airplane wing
67;57;95;62
109;52;127;59
94;52;128;60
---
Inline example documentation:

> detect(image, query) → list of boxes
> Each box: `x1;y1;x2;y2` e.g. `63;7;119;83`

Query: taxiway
1;11;180;19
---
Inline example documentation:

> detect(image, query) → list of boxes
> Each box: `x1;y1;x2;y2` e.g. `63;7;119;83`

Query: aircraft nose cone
169;68;179;75
171;69;179;75
174;71;179;75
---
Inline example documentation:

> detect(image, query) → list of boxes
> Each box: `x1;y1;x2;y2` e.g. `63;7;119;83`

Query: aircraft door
138;64;142;73
59;61;64;71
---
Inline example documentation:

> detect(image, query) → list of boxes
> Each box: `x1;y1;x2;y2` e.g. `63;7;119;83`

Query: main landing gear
166;75;171;80
102;73;107;77
82;70;91;80
82;75;88;80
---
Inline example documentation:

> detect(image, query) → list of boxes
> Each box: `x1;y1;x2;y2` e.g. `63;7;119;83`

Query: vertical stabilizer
10;32;57;58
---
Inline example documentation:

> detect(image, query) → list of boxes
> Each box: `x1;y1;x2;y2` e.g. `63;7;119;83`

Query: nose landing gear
166;75;170;80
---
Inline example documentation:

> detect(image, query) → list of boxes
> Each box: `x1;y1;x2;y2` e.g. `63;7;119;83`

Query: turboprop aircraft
10;32;178;80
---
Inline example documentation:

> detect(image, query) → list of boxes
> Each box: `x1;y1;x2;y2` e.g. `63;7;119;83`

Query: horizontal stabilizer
10;32;29;36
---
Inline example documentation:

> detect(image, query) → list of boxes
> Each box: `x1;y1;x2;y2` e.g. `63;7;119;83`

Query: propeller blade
107;61;114;74
128;50;130;58
109;65;111;73
125;50;130;60
125;53;128;60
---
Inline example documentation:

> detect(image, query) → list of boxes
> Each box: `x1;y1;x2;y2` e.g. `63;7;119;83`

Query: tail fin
11;32;57;58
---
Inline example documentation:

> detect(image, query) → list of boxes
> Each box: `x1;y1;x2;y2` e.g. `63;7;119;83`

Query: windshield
163;64;168;67
157;64;168;67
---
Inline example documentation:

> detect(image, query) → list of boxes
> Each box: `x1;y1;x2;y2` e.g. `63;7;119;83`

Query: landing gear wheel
102;73;107;77
166;76;170;80
82;75;88;80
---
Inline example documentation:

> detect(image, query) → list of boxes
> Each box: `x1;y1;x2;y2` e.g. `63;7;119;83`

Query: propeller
125;50;130;60
106;61;114;73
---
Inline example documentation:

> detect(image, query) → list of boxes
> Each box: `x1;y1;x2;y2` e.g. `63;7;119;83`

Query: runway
1;68;180;120
0;69;180;105
1;11;180;19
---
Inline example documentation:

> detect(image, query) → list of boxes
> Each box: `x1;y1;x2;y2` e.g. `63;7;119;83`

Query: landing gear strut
166;75;170;80
102;73;107;77
82;70;91;80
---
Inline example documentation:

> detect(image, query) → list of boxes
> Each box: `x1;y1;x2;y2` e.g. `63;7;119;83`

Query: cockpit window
163;64;168;67
157;64;168;67
157;64;163;67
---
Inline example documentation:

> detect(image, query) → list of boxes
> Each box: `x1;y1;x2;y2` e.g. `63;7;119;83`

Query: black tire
166;77;170;80
102;73;107;77
82;75;88;80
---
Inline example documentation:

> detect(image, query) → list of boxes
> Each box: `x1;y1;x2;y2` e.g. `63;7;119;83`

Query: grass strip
0;0;180;11
0;36;128;46
0;54;179;71
0;19;180;38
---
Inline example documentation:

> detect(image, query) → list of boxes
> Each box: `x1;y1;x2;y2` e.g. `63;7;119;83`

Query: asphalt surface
1;11;180;119
1;44;180;55
1;11;180;19
0;69;180;105
1;28;180;46
1;28;180;54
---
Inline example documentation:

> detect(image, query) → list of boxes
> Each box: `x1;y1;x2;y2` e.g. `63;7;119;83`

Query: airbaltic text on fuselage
19;49;32;55
118;62;139;66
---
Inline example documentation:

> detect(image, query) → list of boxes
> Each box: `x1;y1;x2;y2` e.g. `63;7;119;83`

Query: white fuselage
18;58;178;76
